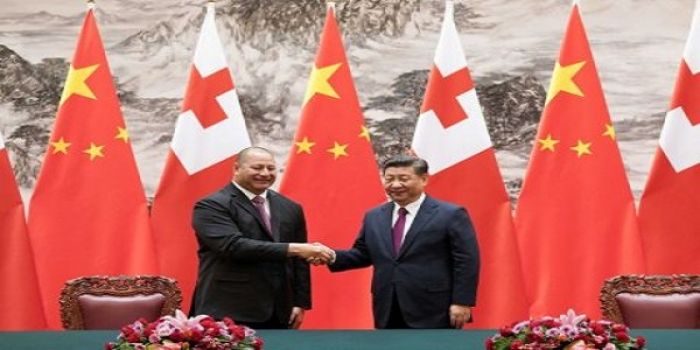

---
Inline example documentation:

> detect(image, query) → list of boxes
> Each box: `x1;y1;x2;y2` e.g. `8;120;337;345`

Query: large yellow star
545;61;586;105
295;136;315;154
359;125;371;141
115;127;129;143
537;133;559;152
59;64;99;106
50;137;71;155
84;143;105;161
303;63;342;106
570;139;592;158
327;141;348;160
602;123;616;140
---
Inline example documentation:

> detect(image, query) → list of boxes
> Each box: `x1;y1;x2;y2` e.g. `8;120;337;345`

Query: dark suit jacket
191;183;310;324
330;196;479;328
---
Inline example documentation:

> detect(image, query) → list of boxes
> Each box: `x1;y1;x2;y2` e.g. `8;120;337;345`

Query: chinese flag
514;2;644;318
0;132;46;330
27;8;157;328
150;3;251;312
412;1;528;328
638;4;700;274
279;6;385;329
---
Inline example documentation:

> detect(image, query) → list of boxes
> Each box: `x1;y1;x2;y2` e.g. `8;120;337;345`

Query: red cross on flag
28;5;157;328
0;132;46;330
638;3;700;274
412;1;528;327
150;2;252;311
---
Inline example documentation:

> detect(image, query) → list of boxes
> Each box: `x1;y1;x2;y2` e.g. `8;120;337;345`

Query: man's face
383;166;427;206
234;151;277;194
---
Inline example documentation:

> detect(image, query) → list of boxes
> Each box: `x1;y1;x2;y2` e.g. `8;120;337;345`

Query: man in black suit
328;155;480;329
191;146;333;329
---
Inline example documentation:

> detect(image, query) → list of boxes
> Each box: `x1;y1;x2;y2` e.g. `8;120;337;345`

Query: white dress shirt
233;181;270;216
391;192;426;245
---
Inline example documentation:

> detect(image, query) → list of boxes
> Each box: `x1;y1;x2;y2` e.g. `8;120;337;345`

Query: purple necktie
392;207;408;256
251;196;272;233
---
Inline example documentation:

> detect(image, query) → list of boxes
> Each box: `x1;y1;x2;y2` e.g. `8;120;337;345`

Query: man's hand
449;304;472;329
288;307;305;329
306;243;336;265
288;242;334;264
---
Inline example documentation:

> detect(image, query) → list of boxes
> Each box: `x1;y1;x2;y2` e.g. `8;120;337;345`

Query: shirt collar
233;181;268;201
393;192;426;216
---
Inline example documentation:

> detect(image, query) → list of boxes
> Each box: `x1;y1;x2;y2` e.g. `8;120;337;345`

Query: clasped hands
289;242;335;265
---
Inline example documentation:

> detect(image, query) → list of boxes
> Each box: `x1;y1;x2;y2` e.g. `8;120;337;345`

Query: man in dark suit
191;146;333;329
328;155;480;329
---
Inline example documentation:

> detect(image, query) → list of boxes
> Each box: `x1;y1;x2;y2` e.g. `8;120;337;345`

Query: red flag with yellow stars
27;7;157;328
514;2;644;318
279;5;385;329
0;131;46;330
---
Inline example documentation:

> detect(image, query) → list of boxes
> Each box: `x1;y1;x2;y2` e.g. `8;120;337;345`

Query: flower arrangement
105;310;264;350
485;310;646;350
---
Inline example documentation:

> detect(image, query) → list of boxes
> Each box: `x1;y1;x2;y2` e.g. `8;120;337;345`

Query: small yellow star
303;63;342;106
295;137;315;154
60;64;99;106
50;137;71;155
570;140;592;158
327;142;348;160
359;125;371;141
546;61;586;105
115;127;129;143
602;123;616;140
83;143;105;161
537;133;559;152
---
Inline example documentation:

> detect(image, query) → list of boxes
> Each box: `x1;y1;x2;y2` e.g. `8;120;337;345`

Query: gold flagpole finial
86;0;96;10
327;1;336;11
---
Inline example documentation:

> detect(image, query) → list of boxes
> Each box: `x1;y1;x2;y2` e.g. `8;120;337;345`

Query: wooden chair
59;275;182;330
600;275;700;328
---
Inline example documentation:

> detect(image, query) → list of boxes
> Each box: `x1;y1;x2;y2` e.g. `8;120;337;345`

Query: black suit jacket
330;196;480;328
191;183;310;324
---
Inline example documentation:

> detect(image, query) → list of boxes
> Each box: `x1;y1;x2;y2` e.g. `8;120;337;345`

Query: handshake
288;242;336;266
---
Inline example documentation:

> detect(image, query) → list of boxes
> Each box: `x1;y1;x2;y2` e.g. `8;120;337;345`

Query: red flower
231;326;246;341
612;324;627;332
253;337;264;350
485;338;494;350
591;323;606;335
500;326;514;337
509;340;523;350
615;331;630;342
637;336;646;347
169;330;185;343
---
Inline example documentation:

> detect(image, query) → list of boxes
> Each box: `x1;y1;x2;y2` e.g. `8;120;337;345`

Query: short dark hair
237;146;274;164
382;155;429;175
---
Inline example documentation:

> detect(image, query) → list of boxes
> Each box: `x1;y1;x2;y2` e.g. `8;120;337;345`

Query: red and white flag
411;1;528;327
0;131;46;330
638;3;700;274
150;2;252;311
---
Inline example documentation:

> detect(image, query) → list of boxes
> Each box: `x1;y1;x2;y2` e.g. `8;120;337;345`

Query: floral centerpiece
105;310;264;350
485;310;646;350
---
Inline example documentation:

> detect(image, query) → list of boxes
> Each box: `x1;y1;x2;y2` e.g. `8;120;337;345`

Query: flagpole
327;1;336;12
86;0;95;10
445;0;454;17
207;0;216;12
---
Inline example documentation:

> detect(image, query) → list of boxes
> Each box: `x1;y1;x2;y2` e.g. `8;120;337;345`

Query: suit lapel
378;202;394;257
398;196;437;259
268;191;282;242
228;183;274;240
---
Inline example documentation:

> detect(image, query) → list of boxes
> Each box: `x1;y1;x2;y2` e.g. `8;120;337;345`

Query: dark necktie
392;207;408;256
251;195;272;233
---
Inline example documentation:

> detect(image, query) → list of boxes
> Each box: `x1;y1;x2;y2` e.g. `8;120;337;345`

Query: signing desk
1;330;699;349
